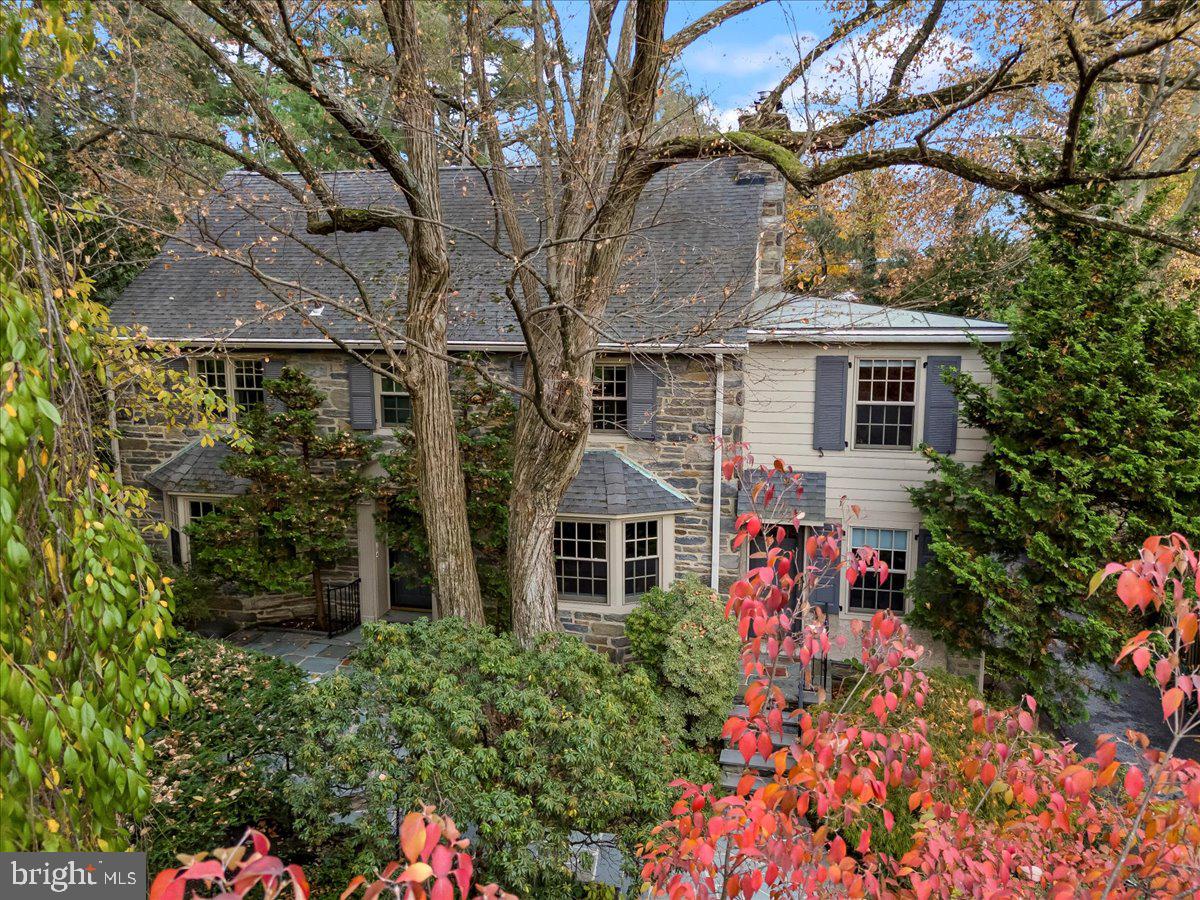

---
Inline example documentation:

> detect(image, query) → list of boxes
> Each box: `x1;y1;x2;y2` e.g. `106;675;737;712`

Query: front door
388;547;433;611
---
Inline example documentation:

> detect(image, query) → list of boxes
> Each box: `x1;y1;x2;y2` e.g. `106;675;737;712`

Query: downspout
710;354;724;590
107;383;122;484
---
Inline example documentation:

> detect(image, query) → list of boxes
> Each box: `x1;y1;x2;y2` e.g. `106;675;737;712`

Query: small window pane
195;358;227;393
233;360;265;410
848;527;909;613
554;520;608;601
592;365;628;431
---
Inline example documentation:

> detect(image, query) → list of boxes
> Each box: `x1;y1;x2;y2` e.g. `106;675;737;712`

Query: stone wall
559;607;631;661
589;353;744;587
119;351;356;623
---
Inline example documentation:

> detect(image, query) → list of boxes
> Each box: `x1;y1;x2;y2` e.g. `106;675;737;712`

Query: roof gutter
137;337;750;353
748;328;1010;344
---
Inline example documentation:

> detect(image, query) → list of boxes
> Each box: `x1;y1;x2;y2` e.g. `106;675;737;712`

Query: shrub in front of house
286;618;716;896
624;576;741;746
135;635;309;873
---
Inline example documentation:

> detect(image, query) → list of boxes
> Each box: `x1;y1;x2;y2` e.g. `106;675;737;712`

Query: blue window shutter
347;360;376;431
510;355;525;399
263;358;285;412
813;356;848;451
627;359;660;439
916;528;935;570
923;355;961;454
810;559;840;616
163;357;189;373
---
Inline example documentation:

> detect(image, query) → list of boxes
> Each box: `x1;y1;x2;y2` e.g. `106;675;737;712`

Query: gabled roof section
110;159;766;351
558;450;693;517
143;441;249;496
749;291;1010;344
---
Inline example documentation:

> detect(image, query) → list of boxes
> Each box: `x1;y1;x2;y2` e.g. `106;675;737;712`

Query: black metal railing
324;578;361;637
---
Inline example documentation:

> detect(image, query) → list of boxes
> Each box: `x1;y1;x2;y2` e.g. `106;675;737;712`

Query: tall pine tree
909;209;1200;723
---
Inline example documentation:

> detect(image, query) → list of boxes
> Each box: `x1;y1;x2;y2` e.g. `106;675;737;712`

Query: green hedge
625;576;741;745
288;618;717;896
135;635;308;873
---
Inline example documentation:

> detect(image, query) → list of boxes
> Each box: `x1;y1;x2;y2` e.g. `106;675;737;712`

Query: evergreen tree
908;211;1200;723
189;368;376;630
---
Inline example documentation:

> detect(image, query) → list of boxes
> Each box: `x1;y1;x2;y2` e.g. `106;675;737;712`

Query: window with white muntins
379;374;413;427
848;527;909;613
192;357;265;417
853;359;917;449
592;365;628;431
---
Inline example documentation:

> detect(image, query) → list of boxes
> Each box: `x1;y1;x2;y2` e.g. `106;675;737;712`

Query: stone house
109;157;1007;667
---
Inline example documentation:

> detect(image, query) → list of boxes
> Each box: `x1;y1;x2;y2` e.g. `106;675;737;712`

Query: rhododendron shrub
640;452;1200;898
150;811;513;900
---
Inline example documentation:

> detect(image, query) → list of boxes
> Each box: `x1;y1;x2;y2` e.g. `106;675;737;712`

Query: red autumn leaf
400;813;427;864
1162;687;1185;718
1132;646;1151;674
1125;765;1145;798
149;870;182;900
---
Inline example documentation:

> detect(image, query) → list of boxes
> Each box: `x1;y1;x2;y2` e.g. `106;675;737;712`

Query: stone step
719;747;779;774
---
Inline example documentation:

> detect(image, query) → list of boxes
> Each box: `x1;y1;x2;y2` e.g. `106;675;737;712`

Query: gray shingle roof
110;159;765;348
750;292;1010;343
558;451;694;516
736;470;827;525
143;441;249;495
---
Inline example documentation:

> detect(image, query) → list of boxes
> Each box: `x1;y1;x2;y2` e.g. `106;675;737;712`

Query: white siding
744;341;990;526
744;339;991;671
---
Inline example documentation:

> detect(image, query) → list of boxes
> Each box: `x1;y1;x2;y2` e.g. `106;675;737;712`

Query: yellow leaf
47;819;60;833
47;650;57;661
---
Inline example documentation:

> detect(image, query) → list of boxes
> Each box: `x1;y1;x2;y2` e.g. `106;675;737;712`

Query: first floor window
175;497;222;565
380;374;413;427
554;520;608;601
848;527;909;613
233;359;265;410
854;359;916;448
592;365;628;431
187;499;218;523
624;519;660;599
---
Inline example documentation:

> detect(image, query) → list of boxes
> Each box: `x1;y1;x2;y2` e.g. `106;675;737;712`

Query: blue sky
553;1;857;128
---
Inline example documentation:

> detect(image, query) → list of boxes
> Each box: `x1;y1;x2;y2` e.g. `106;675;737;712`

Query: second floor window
854;359;916;448
233;360;265;409
380;375;413;427
593;364;628;431
193;357;264;416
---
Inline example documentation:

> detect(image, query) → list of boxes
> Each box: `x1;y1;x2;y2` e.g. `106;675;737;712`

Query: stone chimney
735;158;785;295
733;92;787;295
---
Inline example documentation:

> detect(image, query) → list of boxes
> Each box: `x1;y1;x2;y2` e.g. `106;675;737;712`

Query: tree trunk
508;392;589;646
388;0;485;626
406;305;485;625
